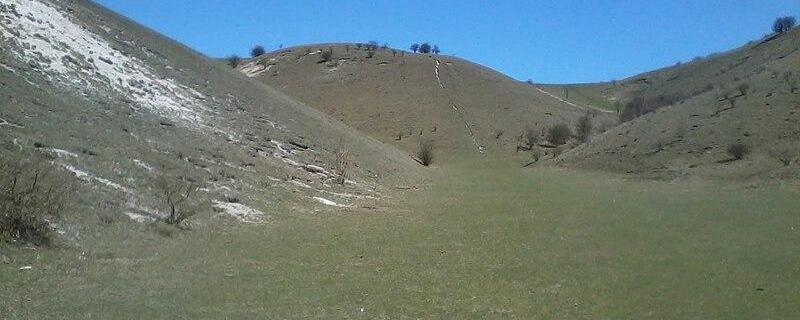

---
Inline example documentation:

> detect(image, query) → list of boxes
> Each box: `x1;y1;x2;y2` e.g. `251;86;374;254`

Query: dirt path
534;86;615;114
434;59;485;153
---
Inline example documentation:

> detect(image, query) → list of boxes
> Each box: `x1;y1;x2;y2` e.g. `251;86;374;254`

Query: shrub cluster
547;124;572;146
410;42;440;54
773;16;796;34
0;152;76;246
620;94;684;122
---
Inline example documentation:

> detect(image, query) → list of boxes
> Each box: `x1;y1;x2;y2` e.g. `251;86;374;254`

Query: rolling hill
238;44;615;156
0;0;420;245
547;29;800;179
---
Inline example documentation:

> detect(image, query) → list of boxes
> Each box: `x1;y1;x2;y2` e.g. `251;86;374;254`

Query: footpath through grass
2;158;799;318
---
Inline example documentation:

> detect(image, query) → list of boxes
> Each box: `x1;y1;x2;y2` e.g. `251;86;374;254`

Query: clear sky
95;0;797;84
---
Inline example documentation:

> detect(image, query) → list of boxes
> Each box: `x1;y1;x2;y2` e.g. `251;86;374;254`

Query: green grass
2;158;800;318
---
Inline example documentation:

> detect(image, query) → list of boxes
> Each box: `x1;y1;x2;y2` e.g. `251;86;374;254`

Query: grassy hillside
0;0;420;248
240;44;615;155
4;157;799;318
552;29;800;179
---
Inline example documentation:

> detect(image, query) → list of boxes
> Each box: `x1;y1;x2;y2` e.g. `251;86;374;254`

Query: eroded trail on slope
434;59;485;153
534;87;615;114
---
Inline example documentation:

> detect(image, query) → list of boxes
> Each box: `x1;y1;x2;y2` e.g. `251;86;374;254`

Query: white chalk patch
213;200;266;223
132;159;153;172
47;148;78;158
124;212;157;223
0;62;15;73
0;118;23;128
290;180;312;189
0;0;215;129
312;196;350;208
18;266;33;271
62;164;130;193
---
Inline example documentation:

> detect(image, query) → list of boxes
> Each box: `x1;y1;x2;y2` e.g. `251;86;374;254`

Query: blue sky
95;0;797;83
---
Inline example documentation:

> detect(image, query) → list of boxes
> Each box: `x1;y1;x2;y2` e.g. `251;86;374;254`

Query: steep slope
555;29;800;179
239;44;612;155
0;0;419;245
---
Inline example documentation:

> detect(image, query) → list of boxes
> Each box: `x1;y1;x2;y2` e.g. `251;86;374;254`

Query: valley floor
2;158;799;318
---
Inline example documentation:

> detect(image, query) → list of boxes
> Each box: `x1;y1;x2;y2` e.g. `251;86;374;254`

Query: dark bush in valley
727;143;750;160
547;124;572;146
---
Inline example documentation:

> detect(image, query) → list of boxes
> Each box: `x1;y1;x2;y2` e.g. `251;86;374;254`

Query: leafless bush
547;124;572;146
737;83;750;96
417;139;434;166
770;145;796;166
155;175;201;226
0;152;76;246
227;55;242;68
494;129;505;140
524;127;538;148
319;48;334;63
334;148;352;185
727;143;750;161
575;113;593;143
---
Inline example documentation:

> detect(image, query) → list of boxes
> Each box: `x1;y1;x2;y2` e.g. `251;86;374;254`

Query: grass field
2;157;799;318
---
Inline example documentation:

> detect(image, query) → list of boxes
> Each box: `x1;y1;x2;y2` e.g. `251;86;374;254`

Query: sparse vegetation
736;83;750;96
251;45;266;58
410;43;420;53
727;143;750;161
156;175;201;226
524;127;539;149
575;113;593;143
547;124;572;146
432;45;441;54
0;152;76;246
770;145;796;166
773;16;796;34
227;55;242;68
417;139;434;166
620;94;684;122
334;148;351;185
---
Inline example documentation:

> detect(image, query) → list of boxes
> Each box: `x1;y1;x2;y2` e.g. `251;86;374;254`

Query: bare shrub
0;152;76;246
547;124;572;146
417;139;434;166
575;113;593;143
334;148;352;185
155;175;201;226
227;55;242;68
737;83;750;96
770;145;797;166
524;127;538;148
319;48;334;63
727;143;750;161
